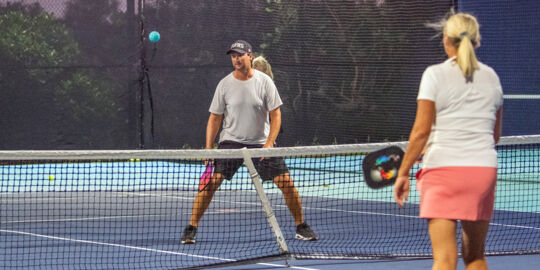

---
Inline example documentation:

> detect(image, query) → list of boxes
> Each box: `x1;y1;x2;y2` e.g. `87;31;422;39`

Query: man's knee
273;174;295;189
204;174;224;192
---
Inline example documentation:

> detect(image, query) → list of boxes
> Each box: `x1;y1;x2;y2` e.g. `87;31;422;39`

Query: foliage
63;0;130;66
0;5;123;149
0;10;79;79
262;0;408;144
0;0;449;149
56;72;118;123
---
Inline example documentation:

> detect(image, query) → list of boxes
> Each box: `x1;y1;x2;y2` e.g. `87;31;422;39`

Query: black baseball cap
226;40;252;55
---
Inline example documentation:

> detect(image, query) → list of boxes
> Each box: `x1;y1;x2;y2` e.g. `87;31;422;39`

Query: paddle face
362;146;404;189
198;161;214;192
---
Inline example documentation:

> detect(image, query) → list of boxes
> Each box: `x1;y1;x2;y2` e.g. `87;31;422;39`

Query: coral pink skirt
416;167;497;221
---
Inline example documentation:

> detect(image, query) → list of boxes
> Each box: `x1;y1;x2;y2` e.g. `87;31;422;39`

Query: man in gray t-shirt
209;69;282;145
181;40;317;244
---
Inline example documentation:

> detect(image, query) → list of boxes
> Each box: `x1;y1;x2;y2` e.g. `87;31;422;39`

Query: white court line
1;209;262;224
1;196;78;203
0;229;318;270
0;229;231;261
0;191;131;202
2;214;165;224
504;94;540;99
258;263;319;270
491;223;540;231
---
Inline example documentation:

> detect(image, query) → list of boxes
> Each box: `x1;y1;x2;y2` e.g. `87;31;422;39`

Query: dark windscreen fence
0;0;453;150
2;0;537;150
144;0;454;148
0;0;139;150
457;0;540;136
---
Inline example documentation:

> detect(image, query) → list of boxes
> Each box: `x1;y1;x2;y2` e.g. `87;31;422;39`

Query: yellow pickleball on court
48;175;55;181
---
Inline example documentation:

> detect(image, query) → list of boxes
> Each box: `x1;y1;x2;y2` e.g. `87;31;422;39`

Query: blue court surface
1;152;539;269
213;254;540;269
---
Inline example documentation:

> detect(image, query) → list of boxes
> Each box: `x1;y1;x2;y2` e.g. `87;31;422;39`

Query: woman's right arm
394;100;435;207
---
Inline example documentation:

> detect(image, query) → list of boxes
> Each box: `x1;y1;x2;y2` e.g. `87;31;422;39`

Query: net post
241;148;289;254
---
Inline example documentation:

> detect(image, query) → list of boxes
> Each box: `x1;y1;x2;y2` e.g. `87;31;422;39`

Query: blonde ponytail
444;13;481;78
456;32;479;78
253;56;274;80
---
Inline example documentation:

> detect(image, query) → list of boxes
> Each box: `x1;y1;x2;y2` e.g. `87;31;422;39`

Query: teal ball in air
149;31;160;42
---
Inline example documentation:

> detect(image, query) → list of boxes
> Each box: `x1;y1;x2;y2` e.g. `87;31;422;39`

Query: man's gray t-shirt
209;70;283;145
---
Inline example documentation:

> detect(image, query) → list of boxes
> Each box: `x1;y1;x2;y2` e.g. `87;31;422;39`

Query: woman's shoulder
423;58;451;74
477;61;498;75
432;57;457;71
421;60;449;81
474;61;501;86
253;69;273;82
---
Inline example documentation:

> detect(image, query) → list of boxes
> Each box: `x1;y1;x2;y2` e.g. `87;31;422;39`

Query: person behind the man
181;40;317;244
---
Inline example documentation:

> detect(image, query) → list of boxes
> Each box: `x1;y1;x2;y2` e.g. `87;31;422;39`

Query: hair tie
459;31;470;39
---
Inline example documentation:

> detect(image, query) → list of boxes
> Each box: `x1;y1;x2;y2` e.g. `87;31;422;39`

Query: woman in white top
394;12;503;270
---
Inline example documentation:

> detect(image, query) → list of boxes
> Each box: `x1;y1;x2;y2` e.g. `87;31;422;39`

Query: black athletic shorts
214;141;289;181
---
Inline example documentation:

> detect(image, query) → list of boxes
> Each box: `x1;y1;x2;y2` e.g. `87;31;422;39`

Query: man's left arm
264;107;281;148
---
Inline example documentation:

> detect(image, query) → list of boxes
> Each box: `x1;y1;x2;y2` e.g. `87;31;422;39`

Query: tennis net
1;135;539;269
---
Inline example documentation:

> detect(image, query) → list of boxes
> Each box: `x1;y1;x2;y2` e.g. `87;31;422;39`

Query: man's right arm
206;113;223;149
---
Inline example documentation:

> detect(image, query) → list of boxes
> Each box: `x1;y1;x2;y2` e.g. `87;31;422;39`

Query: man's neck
233;68;254;81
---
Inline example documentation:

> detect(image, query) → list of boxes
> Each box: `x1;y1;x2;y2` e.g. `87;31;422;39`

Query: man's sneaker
295;223;317;241
181;225;197;244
